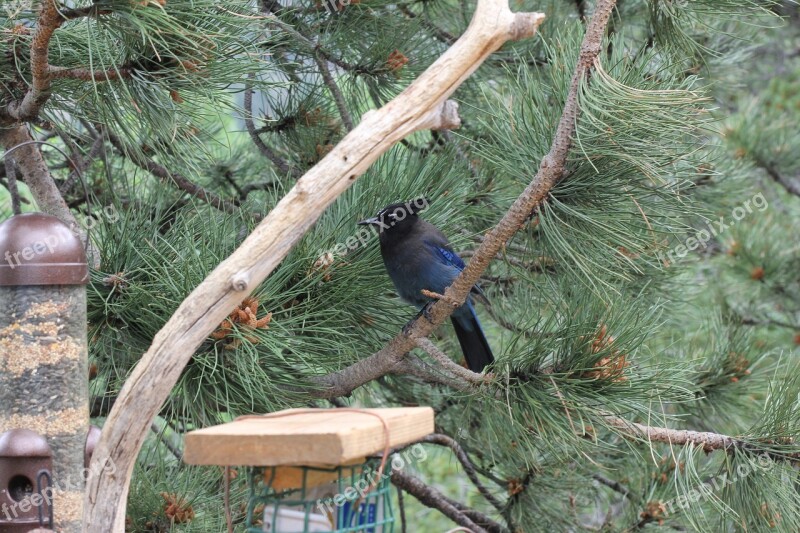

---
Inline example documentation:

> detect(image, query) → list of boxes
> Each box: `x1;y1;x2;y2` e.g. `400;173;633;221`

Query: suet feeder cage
184;407;434;533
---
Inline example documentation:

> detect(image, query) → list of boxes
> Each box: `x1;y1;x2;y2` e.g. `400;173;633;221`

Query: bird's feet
402;302;436;335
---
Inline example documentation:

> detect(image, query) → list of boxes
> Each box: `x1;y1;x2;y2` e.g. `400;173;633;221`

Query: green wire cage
245;460;394;532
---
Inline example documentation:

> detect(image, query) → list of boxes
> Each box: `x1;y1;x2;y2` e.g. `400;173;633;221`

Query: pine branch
243;76;301;177
312;0;617;399
390;469;495;533
0;125;83;234
415;338;490;384
754;156;800;197
420;433;507;514
3;157;22;215
592;473;636;502
48;66;133;81
606;416;800;462
100;127;242;215
268;16;354;131
3;0;63;122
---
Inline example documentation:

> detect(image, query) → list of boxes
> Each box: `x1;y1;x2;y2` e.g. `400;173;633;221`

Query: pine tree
1;0;799;531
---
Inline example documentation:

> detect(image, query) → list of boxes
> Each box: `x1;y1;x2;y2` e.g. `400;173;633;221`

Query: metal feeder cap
0;429;52;458
0;213;88;286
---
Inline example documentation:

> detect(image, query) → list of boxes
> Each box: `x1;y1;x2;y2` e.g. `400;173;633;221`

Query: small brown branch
243;76;301;177
312;0;615;399
390;469;489;533
101;127;241;215
0;125;82;232
5;0;62;121
269;17;354;132
394;357;474;390
592;473;636;502
3;157;22;215
48;66;132;81
416;338;490;384
606;416;800;462
421;434;506;513
398;5;457;45
754;156;800;198
314;54;354;132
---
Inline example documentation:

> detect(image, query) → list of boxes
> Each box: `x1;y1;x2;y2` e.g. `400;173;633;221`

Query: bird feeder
0;429;53;532
0;213;89;532
184;407;434;532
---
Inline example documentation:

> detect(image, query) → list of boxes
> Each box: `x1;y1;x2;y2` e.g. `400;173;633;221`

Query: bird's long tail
451;302;494;372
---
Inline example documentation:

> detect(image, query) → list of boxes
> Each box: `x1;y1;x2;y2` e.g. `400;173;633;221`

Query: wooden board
183;407;434;466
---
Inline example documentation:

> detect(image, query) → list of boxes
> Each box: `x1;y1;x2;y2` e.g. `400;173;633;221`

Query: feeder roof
183;407;434;467
0;213;88;286
0;428;52;458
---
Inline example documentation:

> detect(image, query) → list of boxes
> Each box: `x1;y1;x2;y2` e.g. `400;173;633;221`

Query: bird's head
358;197;430;237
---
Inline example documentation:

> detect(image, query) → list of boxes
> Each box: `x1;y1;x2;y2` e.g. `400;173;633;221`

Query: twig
416;338;490;384
150;420;183;462
48;66;132;81
605;416;800;462
421;434;506;514
390;469;488;533
3;157;22;215
398;5;457;45
101;127;242;215
592;473;636;502
267;16;354;131
754;156;800;198
243;75;301;177
397;485;408;533
394;356;473;391
312;0;616;399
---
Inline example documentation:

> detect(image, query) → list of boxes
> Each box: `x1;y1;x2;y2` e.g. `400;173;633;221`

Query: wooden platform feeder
184;407;434;533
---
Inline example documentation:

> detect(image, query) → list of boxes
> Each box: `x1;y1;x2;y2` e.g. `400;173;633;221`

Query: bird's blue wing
426;241;466;271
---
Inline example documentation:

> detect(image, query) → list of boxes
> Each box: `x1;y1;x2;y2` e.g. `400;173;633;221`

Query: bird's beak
358;217;380;226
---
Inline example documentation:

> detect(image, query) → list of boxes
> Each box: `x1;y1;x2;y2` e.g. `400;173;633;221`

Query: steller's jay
358;198;494;372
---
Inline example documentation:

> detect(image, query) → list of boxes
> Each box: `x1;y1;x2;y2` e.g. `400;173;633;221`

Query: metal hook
36;469;54;527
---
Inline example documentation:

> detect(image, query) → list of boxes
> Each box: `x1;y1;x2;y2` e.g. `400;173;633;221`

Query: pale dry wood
83;3;545;530
183;407;434;466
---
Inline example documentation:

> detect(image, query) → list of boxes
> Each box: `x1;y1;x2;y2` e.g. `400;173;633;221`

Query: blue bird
359;198;494;372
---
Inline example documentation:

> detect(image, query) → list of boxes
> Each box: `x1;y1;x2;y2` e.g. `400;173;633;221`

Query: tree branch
421;434;507;513
4;0;62;121
311;0;616;399
100;127;242;215
390;469;493;533
84;3;545;530
416;337;490;384
243;75;301;177
754;156;800;198
606;416;800;462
